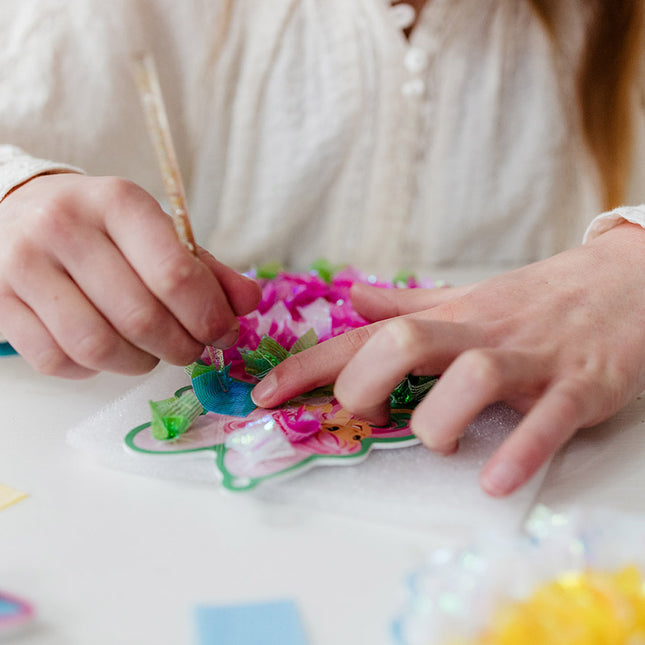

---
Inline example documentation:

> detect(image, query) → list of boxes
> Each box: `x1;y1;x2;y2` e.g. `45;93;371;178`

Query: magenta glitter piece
274;406;322;443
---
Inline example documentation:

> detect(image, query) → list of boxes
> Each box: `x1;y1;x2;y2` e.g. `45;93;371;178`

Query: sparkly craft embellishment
149;390;203;440
466;566;645;644
273;406;322;443
390;374;438;408
225;415;296;465
394;507;645;645
239;336;291;380
240;329;318;380
189;361;257;418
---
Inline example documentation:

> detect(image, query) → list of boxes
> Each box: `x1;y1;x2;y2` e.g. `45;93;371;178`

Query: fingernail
415;427;458;455
251;373;276;406
481;461;523;497
241;272;259;285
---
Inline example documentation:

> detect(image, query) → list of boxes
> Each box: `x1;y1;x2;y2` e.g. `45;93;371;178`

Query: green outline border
124;407;417;492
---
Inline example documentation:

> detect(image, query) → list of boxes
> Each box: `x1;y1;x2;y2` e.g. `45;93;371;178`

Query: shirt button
401;78;426;97
389;3;416;30
404;47;428;74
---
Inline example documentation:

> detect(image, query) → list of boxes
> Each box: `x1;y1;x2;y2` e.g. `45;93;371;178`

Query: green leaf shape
240;336;291;379
290;328;318;354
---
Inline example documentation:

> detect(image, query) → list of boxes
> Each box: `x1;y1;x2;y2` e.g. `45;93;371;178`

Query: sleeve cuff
0;145;84;203
583;205;645;244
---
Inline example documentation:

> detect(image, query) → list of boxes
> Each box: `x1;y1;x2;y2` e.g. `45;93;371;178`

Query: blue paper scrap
0;342;17;357
195;599;307;645
0;597;20;619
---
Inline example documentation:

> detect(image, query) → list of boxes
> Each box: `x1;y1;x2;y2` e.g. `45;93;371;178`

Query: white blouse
1;0;644;275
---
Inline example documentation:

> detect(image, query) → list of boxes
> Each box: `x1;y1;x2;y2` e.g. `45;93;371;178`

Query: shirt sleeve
0;144;83;202
582;205;645;243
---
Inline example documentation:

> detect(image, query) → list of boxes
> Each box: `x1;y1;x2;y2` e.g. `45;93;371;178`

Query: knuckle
458;349;502;389
156;254;200;297
384;318;424;355
282;350;307;375
521;427;557;469
119;305;158;341
32;201;76;241
1;237;35;276
343;324;374;354
99;177;157;220
553;379;588;420
125;354;160;375
98;176;141;203
169;345;203;366
32;346;73;376
270;349;322;390
71;329;117;368
200;312;236;345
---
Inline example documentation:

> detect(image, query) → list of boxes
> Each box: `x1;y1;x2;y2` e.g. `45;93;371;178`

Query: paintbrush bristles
132;51;197;255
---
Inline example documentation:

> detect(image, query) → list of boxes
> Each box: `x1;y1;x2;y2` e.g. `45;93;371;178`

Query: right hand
0;173;261;378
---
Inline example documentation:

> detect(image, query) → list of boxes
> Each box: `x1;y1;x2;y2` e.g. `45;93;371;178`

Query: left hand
252;222;645;496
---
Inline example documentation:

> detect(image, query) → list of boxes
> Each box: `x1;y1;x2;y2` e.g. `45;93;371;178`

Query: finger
99;180;240;347
10;259;159;375
334;318;483;425
350;282;472;322
479;379;589;496
52;226;204;366
0;293;96;379
196;247;262;317
411;348;548;454
251;323;383;407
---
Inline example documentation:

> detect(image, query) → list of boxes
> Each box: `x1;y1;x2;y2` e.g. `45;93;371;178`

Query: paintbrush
131;51;197;254
132;51;227;381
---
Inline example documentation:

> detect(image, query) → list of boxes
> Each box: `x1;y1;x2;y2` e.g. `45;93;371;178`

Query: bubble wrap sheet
67;363;548;537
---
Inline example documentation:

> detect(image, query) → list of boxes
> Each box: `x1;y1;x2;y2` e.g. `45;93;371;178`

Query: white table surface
3;267;645;645
1;358;442;645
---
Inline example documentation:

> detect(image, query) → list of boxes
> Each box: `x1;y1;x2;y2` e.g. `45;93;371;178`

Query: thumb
350;283;470;322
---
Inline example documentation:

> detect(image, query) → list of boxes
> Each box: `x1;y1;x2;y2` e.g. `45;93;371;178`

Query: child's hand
0;174;261;378
252;222;645;496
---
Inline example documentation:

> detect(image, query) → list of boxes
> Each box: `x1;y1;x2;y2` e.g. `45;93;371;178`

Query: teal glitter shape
192;370;257;418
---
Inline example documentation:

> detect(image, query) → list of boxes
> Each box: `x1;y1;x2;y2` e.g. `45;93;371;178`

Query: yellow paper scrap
0;484;27;511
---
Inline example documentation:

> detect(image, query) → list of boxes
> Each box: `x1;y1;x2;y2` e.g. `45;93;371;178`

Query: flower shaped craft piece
125;387;418;491
125;266;439;491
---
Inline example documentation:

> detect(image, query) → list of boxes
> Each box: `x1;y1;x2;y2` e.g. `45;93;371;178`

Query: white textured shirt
1;0;644;275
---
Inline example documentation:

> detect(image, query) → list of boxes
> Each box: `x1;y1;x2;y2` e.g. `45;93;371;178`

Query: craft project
125;265;439;491
393;506;645;645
